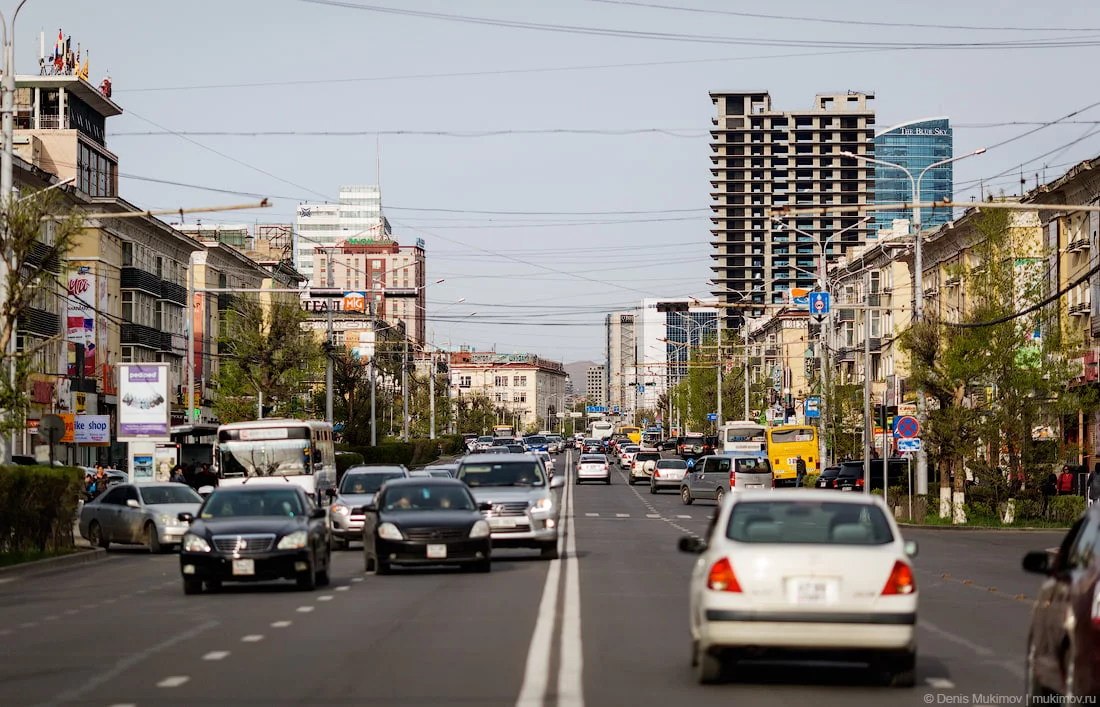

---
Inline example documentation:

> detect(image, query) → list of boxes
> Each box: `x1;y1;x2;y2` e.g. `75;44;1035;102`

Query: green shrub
799;473;819;489
0;465;83;553
1048;496;1086;524
334;452;364;482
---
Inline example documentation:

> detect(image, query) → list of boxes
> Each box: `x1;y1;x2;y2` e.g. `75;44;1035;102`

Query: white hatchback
576;454;611;485
679;490;918;686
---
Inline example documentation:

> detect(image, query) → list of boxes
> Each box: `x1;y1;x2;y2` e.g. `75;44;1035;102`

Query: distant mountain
563;360;599;395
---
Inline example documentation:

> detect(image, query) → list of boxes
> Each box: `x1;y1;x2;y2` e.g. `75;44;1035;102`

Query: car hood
188;516;306;538
379;510;482;528
146;502;202;519
465;486;547;504
335;493;376;508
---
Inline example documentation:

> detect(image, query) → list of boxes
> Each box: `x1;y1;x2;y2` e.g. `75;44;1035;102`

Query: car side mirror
1022;550;1054;575
177;512;194;523
325;488;337;498
309;507;327;520
478;501;493;512
550;476;565;489
678;536;706;554
363;501;377;512
904;540;918;558
126;499;140;508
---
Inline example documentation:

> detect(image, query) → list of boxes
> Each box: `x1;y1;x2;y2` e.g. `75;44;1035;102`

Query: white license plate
489;517;517;529
841;487;853;492
427;544;447;559
745;483;764;489
232;559;255;576
792;579;829;604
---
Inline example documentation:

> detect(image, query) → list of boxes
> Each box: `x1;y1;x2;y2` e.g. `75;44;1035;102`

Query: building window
513;375;527;387
459;376;471;388
154;300;163;330
869;271;881;294
494;392;506;403
122;346;133;362
513;392;527;403
122;241;133;267
122;291;133;321
870;310;882;338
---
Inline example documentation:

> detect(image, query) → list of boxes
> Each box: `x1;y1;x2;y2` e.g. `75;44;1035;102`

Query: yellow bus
491;424;516;439
767;425;819;486
616;426;642;445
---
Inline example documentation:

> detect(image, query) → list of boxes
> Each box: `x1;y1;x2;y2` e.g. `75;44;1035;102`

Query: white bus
719;420;768;454
589;419;614;440
215;419;337;502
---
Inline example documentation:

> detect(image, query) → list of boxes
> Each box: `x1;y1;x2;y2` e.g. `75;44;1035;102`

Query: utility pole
187;254;196;427
402;335;409;441
817;236;830;469
429;348;436;439
324;251;334;426
863;270;872;493
369;299;377;445
716;314;723;425
743;325;750;419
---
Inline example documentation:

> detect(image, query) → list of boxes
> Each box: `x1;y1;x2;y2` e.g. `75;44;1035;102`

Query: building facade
449;352;568;432
874;118;953;236
709;91;876;326
605;311;636;415
586;365;606;408
294;185;388;281
746;309;811;424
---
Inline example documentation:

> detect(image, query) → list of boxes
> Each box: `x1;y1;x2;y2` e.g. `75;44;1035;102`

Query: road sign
642;418;648;426
809;292;830;314
38;414;66;446
897;438;921;452
805;396;821;419
555;413;566;418
894;415;920;439
585;405;606;413
707;413;718;422
637;385;645;394
612;406;621;413
570;412;583;418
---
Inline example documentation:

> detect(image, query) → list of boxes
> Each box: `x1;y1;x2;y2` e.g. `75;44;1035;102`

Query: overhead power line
947;259;1100;329
111;128;706;138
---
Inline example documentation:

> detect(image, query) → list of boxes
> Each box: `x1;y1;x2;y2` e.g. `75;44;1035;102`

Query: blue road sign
642;418;648;426
707;413;718;421
809;292;830;315
805;396;821;418
893;415;920;439
637;385;645;393
612;406;621;413
585;406;606;413
897;438;921;453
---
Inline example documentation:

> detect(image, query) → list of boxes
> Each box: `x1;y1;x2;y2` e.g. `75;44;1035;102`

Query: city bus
719;421;768;454
589;419;614;440
616;425;642;445
215;419;337;502
491;424;516;439
767;424;819;486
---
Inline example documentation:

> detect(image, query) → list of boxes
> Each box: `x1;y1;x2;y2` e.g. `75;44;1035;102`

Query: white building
294;185;388;281
449;352;568;433
586;365;606;407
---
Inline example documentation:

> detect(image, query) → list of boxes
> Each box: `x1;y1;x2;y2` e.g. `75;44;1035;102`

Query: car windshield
584;439;599;445
526;436;548;444
726;501;894;545
380;484;475;512
341;471;405;494
218;440;311;477
201;489;305;519
624;446;640;452
139;486;202;505
477;436;493;443
636;452;660;461
459;461;545;487
506;446;526;454
656;460;687;469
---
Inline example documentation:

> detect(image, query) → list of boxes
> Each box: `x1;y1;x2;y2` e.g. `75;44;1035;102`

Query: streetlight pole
841;148;986;496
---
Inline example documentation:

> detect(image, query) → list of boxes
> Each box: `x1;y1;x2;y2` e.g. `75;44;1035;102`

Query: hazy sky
18;0;1100;362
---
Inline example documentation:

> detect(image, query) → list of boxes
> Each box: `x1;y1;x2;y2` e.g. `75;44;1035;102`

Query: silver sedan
79;483;202;553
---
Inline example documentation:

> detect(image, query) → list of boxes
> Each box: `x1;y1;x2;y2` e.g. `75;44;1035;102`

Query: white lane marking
318;595;334;601
241;634;264;643
107;703;137;707
926;678;955;689
514;450;566;707
203;651;230;661
351;577;364;583
296;606;314;613
0;578;14;585
43;615;59;621
585;513;599;517
271;621;292;628
615;513;630;518
335;586;350;592
646;514;660;518
20;622;37;628
0;628;12;636
677;515;692;519
39;620;218;707
157;675;190;688
558;448;585;707
64;609;78;615
919;620;994;657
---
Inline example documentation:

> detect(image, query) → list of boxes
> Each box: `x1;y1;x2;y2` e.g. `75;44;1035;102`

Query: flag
77;58;88;81
53;29;63;69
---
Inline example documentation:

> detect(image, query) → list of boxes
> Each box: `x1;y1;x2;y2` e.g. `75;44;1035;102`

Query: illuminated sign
342;292;366;312
898;127;949;136
346;237;392;246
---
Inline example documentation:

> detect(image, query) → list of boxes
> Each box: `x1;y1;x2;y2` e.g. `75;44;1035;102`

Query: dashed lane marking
203;651;230;661
615;513;630;518
335;586;350;592
677;515;692;519
271;621;292;628
296;606;314;613
926;678;955;689
585;513;599;517
318;595;334;601
107;703;137;707
43;615;59;621
350;577;364;583
0;628;12;636
241;635;264;643
156;676;190;688
646;514;661;518
20;622;37;628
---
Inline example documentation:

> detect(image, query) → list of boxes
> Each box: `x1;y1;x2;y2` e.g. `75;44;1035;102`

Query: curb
898;523;1066;532
0;547;109;579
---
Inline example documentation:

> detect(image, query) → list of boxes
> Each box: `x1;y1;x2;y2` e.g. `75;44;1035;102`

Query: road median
0;547;110;579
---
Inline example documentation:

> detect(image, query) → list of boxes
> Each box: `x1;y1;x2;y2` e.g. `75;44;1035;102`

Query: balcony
1070;303;1090;316
121;322;162;350
160;281;187;306
837;348;855;363
18;306;60;338
120;267;162;297
1067;236;1089;254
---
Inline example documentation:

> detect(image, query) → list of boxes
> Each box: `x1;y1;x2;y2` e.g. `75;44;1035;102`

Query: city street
0;449;1063;707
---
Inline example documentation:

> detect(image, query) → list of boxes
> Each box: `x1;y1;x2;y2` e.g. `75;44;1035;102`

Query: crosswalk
582;512;699;520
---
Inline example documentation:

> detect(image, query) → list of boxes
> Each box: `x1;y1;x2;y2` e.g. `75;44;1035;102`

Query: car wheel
1064;640;1078;700
605;476;612;485
681;487;694;505
628;475;635;485
882;649;916;688
694;644;725;684
205;579;222;593
88;521;109;550
145;523;163;554
296;561;317;590
540;542;560;560
317;552;331;587
715;487;725;505
376;558;393;575
649;483;657;495
183;578;203;595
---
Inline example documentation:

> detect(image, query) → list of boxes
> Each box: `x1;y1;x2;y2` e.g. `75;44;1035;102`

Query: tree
331;349;374;445
213;295;322;423
454;393;496;435
0;191;85;459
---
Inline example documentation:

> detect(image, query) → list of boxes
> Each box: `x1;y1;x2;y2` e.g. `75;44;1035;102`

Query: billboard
74;415;110;444
66;267;96;377
118;363;170;439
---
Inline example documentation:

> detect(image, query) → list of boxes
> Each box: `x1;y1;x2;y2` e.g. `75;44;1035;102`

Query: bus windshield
219;439;312;478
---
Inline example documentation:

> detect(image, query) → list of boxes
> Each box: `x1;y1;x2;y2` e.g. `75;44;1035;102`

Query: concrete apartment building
605;311;635;415
586;365;606;408
449;352;568;432
294;185;388;282
709;91;876;326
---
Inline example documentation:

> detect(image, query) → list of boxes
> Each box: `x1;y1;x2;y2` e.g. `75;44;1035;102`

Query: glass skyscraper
873;118;953;236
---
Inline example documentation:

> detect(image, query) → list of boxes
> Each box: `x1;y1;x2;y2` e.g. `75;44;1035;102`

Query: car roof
208;484;306;495
461;453;539;463
731;489;884;506
381;477;468;489
346;465;407;474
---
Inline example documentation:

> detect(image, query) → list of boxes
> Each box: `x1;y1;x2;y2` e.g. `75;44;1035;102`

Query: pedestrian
87;465;108;498
1041;469;1058;516
1057;465;1075;496
183;463;197;488
169;465;187;484
795;455;807;488
197;463;218;489
1089;463;1100;508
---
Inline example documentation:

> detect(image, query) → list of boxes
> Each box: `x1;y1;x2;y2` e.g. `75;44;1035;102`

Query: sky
16;0;1100;362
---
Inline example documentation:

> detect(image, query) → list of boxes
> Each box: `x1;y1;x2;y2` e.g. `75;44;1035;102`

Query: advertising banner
118;363;170;439
66;267;96;378
60;413;75;444
74;415;110;445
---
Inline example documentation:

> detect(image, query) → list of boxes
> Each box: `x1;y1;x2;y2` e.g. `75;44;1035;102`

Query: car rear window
656;459;687;469
635;452;661;462
734;458;771;473
725;500;894;545
579;455;605;463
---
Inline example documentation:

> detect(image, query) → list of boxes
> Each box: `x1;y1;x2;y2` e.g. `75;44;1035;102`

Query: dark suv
678;434;706;459
834;458;910;492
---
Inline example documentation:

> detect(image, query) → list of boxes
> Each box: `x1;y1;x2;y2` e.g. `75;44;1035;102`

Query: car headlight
469;520;491;539
182;534;211;553
157;513;179;527
276;530;309;550
531;497;554;515
330;504;350;516
377;522;404;541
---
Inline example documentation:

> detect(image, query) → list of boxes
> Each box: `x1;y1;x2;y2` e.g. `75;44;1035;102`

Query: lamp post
840;148;985;495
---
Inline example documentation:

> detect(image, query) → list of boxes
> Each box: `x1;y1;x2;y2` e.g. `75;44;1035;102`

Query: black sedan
178;485;332;594
362;478;492;574
817;465;841;489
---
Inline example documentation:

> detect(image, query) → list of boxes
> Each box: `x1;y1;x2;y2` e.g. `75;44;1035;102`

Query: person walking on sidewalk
1089;463;1100;508
795;455;807;488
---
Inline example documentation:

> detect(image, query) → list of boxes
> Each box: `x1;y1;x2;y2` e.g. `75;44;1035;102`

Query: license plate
232;559;255;576
489;517;517;529
427;544;447;559
841;487;853;492
746;483;764;489
792;579;829;605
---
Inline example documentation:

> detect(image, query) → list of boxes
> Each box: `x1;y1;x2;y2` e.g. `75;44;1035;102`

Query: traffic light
656;301;689;313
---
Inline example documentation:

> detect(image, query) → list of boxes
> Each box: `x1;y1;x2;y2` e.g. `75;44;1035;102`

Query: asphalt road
0;448;1066;707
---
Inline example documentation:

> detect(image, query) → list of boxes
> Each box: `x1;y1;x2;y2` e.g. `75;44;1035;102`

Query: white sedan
576;454;611;485
537;450;555;475
679;490;918;686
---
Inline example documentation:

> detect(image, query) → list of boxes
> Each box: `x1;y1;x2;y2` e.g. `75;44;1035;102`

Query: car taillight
882;561;916;595
831;479;839;488
729;471;736;487
856;478;865;487
771;475;775;488
707;558;742;592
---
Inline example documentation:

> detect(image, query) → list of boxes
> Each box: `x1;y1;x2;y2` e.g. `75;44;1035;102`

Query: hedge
338;436;467;469
0;465;83;553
